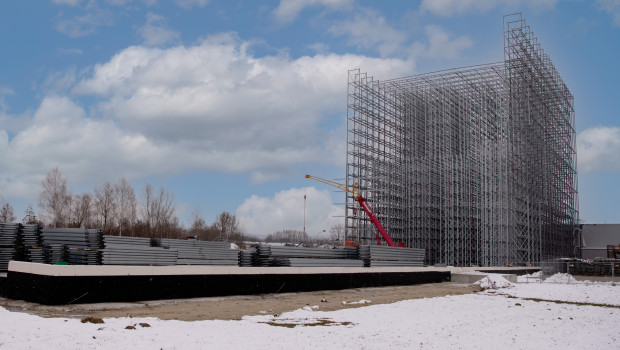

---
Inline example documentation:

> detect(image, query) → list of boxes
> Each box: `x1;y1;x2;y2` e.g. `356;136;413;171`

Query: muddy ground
0;282;480;321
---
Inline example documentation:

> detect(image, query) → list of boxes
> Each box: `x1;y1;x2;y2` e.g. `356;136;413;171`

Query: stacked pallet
21;224;41;246
41;228;89;264
256;245;363;267
104;236;151;247
161;239;239;266
22;224;44;264
358;245;425;267
39;228;105;265
0;223;20;271
4;225;426;269
86;229;104;249
102;235;177;266
239;247;258;267
0;223;20;246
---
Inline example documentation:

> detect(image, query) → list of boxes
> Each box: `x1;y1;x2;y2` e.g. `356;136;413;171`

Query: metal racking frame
345;14;578;266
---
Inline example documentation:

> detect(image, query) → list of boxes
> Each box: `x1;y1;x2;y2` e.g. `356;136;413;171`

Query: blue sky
0;0;619;238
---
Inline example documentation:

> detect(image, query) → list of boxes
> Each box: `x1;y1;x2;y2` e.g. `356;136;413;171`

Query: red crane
305;174;396;247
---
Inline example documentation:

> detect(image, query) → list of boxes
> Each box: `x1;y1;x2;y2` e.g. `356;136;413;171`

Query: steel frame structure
345;14;578;266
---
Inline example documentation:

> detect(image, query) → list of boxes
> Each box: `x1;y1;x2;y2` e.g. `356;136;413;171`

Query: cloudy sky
0;0;618;237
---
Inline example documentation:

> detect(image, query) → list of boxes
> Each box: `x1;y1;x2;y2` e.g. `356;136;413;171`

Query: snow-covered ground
0;274;618;349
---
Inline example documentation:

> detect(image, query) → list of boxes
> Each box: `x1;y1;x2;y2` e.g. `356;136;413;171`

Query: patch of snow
0;283;619;349
502;282;620;306
542;273;579;284
475;275;514;290
518;272;613;284
517;270;542;283
342;300;371;305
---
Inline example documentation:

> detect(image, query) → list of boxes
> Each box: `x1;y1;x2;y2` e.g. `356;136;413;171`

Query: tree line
0;168;345;245
1;168;245;243
265;229;310;243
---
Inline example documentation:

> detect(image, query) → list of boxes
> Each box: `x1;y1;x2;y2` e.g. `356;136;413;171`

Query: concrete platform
3;261;451;305
1;262;539;305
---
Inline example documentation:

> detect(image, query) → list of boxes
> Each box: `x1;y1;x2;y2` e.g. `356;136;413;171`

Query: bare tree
141;183;176;237
39;167;71;227
141;183;154;234
71;192;92;228
189;206;207;236
199;225;220;241
159;216;184;239
265;229;309;243
188;206;219;241
94;181;117;232
22;205;38;225
213;211;241;242
115;177;136;236
329;223;345;242
0;200;16;223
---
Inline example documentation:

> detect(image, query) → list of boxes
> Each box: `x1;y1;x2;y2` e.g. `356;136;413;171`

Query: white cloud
0;87;14;95
42;68;77;94
236;187;343;237
175;0;210;9
329;11;472;60
51;0;82;6
307;42;330;54
0;35;414;202
0;110;31;137
329;9;408;57
598;0;620;26
273;0;353;24
54;6;115;37
420;0;558;17
577;126;620;172
0;86;30;135
412;25;473;60
0;87;15;111
137;13;180;46
54;0;186;7
0;96;169;198
105;0;156;5
71;33;414;180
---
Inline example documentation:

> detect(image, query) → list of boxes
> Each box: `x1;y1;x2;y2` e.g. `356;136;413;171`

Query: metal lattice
345;14;578;266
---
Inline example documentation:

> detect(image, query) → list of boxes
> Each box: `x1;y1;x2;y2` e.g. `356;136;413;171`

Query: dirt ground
0;282;480;321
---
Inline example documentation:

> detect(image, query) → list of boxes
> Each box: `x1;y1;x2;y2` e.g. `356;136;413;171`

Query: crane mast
305;174;396;247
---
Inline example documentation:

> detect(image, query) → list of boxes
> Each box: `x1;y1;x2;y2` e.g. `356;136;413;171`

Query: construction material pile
160;239;239;266
0;223;20;271
41;228;103;265
22;224;44;263
256;245;363;267
358;245;425;267
100;236;240;266
102;236;177;266
239;247;258;267
1;224;426;269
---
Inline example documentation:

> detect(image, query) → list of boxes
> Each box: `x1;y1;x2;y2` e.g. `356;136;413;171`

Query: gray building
580;224;620;259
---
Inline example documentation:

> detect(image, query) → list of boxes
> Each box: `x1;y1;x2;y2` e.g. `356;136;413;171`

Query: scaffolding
345;14;578;266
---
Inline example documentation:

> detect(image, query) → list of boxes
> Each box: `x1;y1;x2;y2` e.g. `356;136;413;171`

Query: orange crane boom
305;174;396;247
